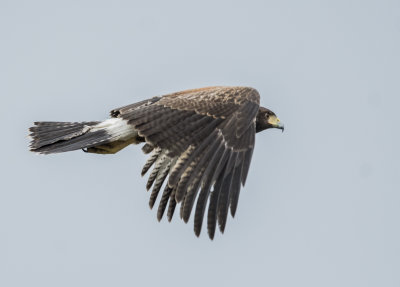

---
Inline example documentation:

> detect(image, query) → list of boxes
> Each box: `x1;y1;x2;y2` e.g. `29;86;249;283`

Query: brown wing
113;86;260;239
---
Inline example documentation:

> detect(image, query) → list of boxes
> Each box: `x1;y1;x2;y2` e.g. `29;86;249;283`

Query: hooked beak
276;122;284;132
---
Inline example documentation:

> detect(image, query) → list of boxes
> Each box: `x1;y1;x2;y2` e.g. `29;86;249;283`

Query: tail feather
29;121;111;154
30;121;100;147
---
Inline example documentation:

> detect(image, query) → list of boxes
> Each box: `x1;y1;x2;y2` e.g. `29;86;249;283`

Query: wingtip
207;229;215;240
167;214;173;222
149;201;154;210
230;207;237;218
219;223;226;234
183;214;190;224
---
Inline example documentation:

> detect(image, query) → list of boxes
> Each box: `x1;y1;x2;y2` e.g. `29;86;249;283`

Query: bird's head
256;107;284;133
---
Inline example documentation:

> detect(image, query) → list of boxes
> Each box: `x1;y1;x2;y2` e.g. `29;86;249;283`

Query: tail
29;119;138;154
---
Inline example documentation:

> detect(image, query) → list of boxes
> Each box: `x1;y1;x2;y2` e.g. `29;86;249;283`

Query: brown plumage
29;86;284;239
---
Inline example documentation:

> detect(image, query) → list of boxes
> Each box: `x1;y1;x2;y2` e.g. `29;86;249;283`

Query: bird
29;86;284;239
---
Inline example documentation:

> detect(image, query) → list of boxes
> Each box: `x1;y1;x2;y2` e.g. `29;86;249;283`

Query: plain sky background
1;0;399;286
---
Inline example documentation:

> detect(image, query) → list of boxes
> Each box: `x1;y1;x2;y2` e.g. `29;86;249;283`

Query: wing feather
141;143;154;154
114;86;260;238
207;153;230;240
170;129;219;198
149;157;173;209
145;150;167;190
141;148;162;176
193;142;226;236
217;152;239;233
229;152;245;217
167;188;177;222
181;138;220;222
241;131;255;185
157;185;173;221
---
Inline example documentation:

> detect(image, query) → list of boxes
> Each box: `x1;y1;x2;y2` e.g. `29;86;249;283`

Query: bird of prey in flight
29;86;284;239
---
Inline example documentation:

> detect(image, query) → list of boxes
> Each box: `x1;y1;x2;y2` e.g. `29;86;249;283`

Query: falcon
29;86;284;239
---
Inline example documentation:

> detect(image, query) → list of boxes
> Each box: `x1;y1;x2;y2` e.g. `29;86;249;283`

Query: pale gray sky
1;1;399;286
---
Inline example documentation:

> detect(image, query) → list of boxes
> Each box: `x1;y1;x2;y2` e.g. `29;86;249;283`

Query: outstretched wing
113;86;260;239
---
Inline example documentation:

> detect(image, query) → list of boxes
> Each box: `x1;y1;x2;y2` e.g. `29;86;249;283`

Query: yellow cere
267;115;280;125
